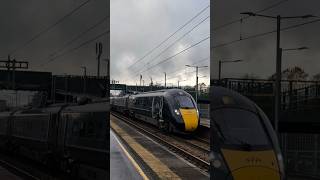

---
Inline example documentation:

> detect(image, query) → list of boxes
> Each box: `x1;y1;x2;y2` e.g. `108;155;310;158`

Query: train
111;89;199;133
0;100;109;180
210;86;285;180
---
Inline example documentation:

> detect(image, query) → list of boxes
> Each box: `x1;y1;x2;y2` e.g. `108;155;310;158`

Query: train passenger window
142;97;146;107
65;112;107;150
147;97;153;110
135;98;140;107
175;96;195;109
140;97;151;110
137;98;142;108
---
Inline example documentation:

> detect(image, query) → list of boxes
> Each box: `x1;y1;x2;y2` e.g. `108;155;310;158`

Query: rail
111;112;210;171
0;159;40;180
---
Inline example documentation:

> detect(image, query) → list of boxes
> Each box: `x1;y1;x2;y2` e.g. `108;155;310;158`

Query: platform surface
110;129;144;180
0;164;22;180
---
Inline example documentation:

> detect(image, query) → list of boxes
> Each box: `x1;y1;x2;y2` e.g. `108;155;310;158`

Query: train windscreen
212;108;270;147
175;96;195;109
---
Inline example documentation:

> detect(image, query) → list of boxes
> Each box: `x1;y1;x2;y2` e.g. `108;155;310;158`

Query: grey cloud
1;0;108;76
111;0;210;86
212;0;320;79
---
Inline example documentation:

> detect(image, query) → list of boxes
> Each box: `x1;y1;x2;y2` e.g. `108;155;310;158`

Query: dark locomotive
111;89;199;133
0;101;108;180
210;86;285;180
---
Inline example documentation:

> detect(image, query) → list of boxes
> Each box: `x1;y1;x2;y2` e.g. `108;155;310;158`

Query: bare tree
312;73;320;81
269;66;308;80
241;73;260;79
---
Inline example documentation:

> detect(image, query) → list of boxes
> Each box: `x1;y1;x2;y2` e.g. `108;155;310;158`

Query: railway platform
111;114;209;180
110;129;144;180
0;163;23;180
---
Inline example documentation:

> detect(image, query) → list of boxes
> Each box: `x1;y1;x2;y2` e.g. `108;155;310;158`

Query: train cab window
175;96;195;109
212;108;270;147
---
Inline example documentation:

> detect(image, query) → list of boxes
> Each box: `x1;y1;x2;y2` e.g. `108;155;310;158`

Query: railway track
111;112;210;171
0;159;40;180
0;150;67;180
170;135;209;153
195;137;210;144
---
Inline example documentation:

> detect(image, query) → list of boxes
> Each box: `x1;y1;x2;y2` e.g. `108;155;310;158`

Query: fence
212;78;319;95
282;84;320;111
53;75;109;98
279;133;320;178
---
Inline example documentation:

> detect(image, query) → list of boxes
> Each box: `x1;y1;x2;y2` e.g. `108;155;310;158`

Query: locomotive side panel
11;113;50;162
132;96;158;126
0;112;10;149
60;102;108;179
112;96;129;114
0;112;10;136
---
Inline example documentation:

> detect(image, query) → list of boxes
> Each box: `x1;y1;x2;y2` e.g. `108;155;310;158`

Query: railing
212;78;274;95
212;78;320;96
53;75;109;98
281;84;320;111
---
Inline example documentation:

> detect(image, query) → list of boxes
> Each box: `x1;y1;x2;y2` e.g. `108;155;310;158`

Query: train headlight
213;160;222;168
209;152;226;170
174;109;180;116
209;151;230;178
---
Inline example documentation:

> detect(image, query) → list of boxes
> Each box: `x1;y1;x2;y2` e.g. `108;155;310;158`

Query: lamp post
282;47;308;52
102;58;109;76
185;65;208;103
64;73;68;103
164;72;167;88
81;66;87;76
240;12;314;133
81;66;87;94
139;74;142;86
218;59;243;80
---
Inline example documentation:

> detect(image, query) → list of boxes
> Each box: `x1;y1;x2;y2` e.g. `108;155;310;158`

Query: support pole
275;15;281;134
196;66;198;103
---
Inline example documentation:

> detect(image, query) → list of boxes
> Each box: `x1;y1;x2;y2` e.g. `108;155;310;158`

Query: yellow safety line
112;130;149;180
111;119;181;180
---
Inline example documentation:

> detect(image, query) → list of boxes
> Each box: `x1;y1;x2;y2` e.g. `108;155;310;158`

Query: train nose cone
179;108;198;132
229;166;281;180
222;149;281;180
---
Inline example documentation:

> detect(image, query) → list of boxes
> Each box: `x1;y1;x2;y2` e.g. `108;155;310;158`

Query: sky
1;0;320;87
0;0;108;106
0;0;108;76
211;0;320;80
111;0;210;87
